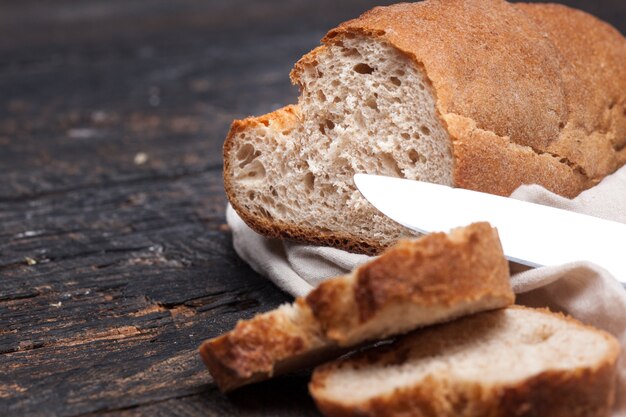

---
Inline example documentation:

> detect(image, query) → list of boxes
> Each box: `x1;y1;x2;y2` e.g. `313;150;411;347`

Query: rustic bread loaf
223;0;626;254
200;222;513;391
310;306;621;417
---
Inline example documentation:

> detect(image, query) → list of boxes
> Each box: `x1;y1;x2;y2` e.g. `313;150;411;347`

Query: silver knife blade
354;173;626;283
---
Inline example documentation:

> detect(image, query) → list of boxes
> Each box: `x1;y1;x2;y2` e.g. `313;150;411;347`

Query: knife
353;173;626;283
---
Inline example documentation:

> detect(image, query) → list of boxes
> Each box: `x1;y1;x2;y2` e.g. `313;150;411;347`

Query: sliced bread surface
200;222;513;392
224;0;626;254
310;306;620;417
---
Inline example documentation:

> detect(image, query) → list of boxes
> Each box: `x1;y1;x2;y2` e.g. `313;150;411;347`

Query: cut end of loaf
310;306;620;417
224;0;626;250
305;222;513;346
199;301;329;392
224;34;454;253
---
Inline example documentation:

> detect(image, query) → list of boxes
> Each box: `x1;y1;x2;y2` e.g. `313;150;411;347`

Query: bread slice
310;306;620;417
200;222;514;392
223;0;626;254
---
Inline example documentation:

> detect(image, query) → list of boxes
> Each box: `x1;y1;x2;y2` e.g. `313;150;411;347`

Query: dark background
1;1;624;416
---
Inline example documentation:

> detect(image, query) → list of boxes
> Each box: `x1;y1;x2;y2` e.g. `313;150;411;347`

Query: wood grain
1;1;624;416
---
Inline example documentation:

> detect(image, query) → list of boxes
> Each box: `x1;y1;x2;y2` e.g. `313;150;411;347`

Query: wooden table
1;1;624;415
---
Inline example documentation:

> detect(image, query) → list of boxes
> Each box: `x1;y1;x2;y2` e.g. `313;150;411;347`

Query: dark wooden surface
1;1;624;416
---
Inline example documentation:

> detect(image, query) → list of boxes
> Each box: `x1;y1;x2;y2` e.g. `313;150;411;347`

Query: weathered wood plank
1;1;624;416
0;1;335;412
0;31;297;199
0;172;296;415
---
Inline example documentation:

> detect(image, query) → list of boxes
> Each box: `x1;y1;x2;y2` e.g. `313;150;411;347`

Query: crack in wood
133;297;198;325
0;226;92;242
0;260;28;272
0;326;153;355
0;289;39;302
0;163;221;204
148;284;266;312
0;245;156;271
71;391;203;417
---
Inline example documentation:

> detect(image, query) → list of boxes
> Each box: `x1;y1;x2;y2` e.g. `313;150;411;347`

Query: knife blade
353;173;626;283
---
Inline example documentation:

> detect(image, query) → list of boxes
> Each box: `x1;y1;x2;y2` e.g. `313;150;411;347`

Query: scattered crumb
15;230;43;239
134;152;148;165
24;257;37;266
67;128;98;139
50;302;62;308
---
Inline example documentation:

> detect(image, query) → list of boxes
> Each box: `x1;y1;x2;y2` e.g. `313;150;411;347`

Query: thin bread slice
224;0;626;255
200;222;514;392
199;301;338;393
310;306;620;417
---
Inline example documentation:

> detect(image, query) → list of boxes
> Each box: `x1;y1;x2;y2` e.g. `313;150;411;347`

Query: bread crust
313;366;617;417
224;0;626;251
305;222;513;344
313;0;626;197
201;223;514;392
310;306;621;417
199;299;333;392
445;114;590;196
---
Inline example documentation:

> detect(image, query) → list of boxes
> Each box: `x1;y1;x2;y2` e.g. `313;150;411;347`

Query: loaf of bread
310;306;620;417
200;222;513;391
223;0;626;254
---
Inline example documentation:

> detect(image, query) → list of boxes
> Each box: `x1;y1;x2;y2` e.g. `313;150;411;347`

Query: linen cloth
226;165;626;414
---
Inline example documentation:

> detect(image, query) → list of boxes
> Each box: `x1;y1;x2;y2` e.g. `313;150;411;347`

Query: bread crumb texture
201;223;514;392
224;0;626;253
310;306;620;417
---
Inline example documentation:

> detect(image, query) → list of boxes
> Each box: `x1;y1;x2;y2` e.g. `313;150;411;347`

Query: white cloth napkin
226;165;626;415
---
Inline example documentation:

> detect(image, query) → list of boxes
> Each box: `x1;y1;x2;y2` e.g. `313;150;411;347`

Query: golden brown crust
517;3;626;178
201;224;514;391
310;306;621;417
199;300;328;392
446;114;591;197
317;0;567;149
353;223;512;320
225;0;626;252
305;222;513;345
309;0;626;196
